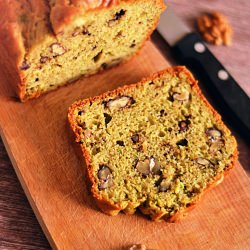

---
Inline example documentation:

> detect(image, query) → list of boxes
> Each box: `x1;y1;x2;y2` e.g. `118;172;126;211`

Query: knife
157;5;250;143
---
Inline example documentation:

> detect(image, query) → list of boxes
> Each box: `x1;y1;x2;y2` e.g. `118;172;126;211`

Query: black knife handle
173;32;250;142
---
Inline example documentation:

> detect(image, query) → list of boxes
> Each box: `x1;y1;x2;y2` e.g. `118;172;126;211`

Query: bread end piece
0;0;165;101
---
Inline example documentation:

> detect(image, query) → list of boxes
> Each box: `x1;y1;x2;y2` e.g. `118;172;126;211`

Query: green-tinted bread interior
21;1;163;100
72;68;236;220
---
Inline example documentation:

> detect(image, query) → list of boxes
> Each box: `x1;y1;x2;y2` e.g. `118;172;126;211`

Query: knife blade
157;5;250;142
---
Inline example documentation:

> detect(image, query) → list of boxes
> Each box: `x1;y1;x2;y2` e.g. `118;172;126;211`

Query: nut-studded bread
68;66;238;221
0;0;165;101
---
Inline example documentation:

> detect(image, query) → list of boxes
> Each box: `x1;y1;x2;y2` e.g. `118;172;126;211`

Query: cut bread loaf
68;66;238;221
0;0;165;101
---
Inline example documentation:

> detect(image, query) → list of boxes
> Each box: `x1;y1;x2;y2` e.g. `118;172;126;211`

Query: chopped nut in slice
50;43;66;57
72;26;90;36
209;140;224;153
40;56;49;64
131;133;140;144
173;91;189;101
136;159;150;176
98;166;113;190
179;119;191;132
196;157;211;166
159;179;171;192
206;128;222;141
136;158;161;176
20;60;30;70
99;178;114;190
105;96;135;110
98;165;111;180
149;158;161;175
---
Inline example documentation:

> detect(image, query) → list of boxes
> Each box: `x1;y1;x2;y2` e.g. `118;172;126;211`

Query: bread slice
0;0;165;101
68;66;238;221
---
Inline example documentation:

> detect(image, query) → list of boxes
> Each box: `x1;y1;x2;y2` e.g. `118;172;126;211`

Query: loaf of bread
0;0;165;101
68;66;238;221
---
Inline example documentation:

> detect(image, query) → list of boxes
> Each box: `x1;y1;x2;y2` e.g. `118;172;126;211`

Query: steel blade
157;5;190;46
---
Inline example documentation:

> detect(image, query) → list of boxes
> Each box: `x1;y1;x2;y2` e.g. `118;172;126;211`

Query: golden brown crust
0;1;25;98
50;0;165;34
27;0;165;102
68;121;124;215
68;102;125;216
68;66;238;221
0;0;53;101
50;0;120;34
0;0;165;102
165;157;237;222
22;0;165;101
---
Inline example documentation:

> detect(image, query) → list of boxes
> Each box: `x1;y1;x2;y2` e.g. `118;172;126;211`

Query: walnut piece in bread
68;66;238;222
0;0;165;101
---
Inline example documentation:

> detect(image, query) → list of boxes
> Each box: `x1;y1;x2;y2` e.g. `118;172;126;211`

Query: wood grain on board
0;41;249;249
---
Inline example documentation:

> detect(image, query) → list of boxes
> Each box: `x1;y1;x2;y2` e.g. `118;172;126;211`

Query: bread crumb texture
69;67;237;221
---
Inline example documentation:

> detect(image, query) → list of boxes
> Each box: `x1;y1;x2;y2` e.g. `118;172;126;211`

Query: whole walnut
197;11;233;46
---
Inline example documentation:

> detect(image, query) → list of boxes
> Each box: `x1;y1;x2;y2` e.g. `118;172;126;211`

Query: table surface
0;1;249;249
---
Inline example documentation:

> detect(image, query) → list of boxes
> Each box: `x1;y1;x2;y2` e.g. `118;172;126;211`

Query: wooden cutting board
0;42;249;250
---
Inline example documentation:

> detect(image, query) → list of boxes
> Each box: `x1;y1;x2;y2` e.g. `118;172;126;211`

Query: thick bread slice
68;66;238;221
0;0;165;101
